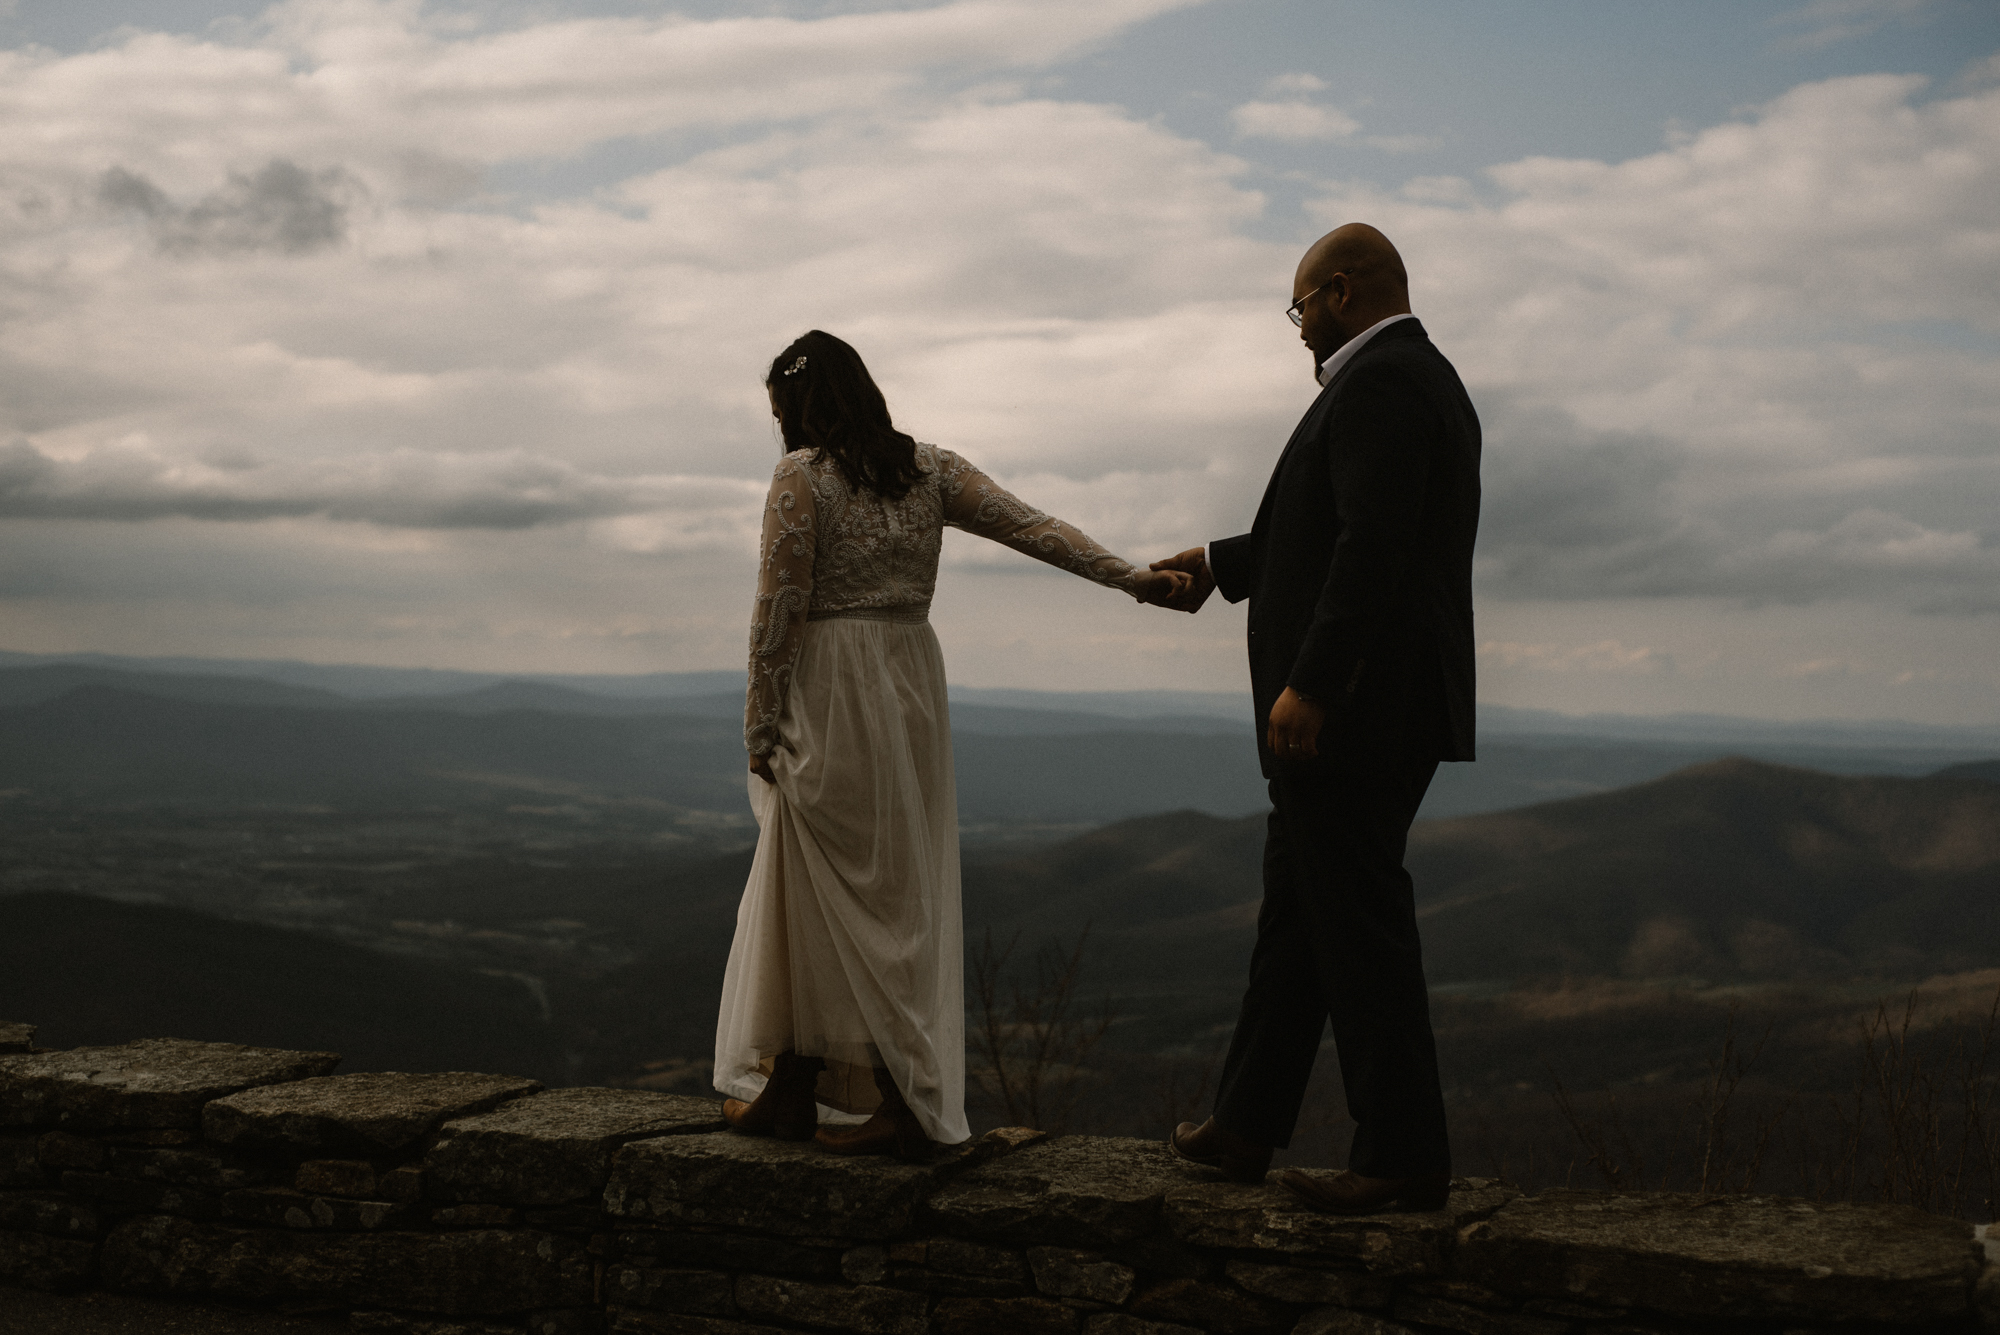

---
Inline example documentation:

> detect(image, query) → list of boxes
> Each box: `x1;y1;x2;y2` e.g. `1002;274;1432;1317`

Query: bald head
1291;223;1411;361
1297;223;1407;300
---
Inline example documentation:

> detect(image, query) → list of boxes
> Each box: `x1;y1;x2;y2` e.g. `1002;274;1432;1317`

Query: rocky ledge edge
3;1026;1998;1335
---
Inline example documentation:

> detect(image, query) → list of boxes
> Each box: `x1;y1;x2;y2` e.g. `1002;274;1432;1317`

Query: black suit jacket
1209;318;1480;776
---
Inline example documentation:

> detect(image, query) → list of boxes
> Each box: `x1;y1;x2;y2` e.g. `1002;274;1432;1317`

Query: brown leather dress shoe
723;1051;824;1141
1275;1167;1451;1214
1167;1117;1272;1183
815;1067;935;1163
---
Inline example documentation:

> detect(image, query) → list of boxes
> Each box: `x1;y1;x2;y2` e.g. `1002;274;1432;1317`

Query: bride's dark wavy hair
766;330;923;501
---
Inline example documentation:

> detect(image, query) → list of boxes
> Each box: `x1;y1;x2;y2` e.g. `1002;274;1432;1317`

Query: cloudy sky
1;0;1996;723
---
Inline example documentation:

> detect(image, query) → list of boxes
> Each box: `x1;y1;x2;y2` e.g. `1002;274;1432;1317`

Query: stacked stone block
1;1024;1994;1334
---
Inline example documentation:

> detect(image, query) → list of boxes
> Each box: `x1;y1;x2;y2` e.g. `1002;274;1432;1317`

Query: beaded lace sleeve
935;449;1143;596
744;453;819;758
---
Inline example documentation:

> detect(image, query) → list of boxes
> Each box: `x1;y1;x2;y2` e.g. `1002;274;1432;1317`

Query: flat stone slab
604;1131;968;1240
0;1191;99;1238
203;1072;541;1155
0;1039;339;1131
0;1138;41;1189
0;1227;96;1292
101;1215;592;1313
0;1022;34;1055
1162;1176;1517;1277
1455;1188;1980;1325
924;1135;1202;1246
427;1088;726;1205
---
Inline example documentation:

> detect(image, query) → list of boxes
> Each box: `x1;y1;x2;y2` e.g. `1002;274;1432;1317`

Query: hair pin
782;356;808;376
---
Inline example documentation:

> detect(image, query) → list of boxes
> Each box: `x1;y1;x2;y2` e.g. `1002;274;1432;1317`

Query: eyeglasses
1286;279;1335;328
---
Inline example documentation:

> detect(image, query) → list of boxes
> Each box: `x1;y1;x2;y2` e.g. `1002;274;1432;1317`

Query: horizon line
4;645;1998;736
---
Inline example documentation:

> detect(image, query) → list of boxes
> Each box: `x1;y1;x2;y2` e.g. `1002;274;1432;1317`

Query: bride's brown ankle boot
724;1051;824;1141
815;1067;933;1162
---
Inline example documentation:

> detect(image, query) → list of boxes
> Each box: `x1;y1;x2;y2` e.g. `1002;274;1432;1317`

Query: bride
712;329;1190;1158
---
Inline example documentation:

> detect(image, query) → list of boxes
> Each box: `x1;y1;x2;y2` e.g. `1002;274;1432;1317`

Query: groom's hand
1131;568;1194;609
1149;547;1215;613
1266;687;1327;760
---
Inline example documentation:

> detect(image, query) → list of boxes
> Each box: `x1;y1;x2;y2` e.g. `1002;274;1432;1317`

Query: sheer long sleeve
744;453;819;757
936;451;1144;597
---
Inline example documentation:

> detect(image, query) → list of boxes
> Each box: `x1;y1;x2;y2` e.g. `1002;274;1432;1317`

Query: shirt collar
1315;312;1417;387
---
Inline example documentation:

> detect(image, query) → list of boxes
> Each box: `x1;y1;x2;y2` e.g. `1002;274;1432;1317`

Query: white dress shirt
1204;312;1418;575
1316;311;1417;387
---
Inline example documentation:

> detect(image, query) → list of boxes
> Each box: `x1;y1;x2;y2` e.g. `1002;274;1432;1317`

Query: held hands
1266;687;1328;760
1137;548;1328;754
1129;566;1195;609
749;754;775;784
1147;547;1216;613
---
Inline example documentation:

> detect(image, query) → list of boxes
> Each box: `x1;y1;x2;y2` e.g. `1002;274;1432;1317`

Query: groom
1152;223;1479;1212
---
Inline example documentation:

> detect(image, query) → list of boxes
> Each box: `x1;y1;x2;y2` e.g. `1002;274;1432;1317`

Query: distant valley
970;757;2000;997
6;733;1998;1087
2;653;1993;830
3;648;1999;1179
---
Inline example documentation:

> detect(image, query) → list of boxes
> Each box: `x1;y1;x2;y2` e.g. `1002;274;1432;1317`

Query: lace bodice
745;443;1144;756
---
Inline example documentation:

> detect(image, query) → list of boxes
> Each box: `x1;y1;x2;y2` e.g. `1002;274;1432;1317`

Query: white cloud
1229;83;1426;150
1261;72;1327;96
0;3;1994;716
1961;50;2000;91
1400;175;1479;206
1478;639;1671;675
1364;133;1444;153
0;0;1205;191
0;0;1290;597
1308;73;2000;616
0;85;1291;490
1465;74;2000;334
1748;509;2000;612
1230;99;1360;142
0;436;763;533
1777;657;1858;679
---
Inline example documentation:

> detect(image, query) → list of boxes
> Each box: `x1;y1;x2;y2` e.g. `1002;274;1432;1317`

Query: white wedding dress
712;443;1148;1144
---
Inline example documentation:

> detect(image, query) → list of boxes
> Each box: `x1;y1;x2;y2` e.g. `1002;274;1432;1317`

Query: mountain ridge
0;683;1273;826
6;673;1994;831
6;647;1996;750
963;756;2000;994
0;892;563;1077
9;756;1998;1085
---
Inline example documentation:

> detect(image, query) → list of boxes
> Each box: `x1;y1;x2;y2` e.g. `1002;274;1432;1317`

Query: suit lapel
1247;319;1430;538
1248;384;1333;535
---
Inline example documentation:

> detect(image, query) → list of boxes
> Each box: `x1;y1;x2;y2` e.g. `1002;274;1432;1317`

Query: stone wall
3;1023;1997;1335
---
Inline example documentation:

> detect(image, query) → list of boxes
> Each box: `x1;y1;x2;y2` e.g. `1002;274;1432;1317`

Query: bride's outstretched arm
744;454;818;762
937;451;1188;605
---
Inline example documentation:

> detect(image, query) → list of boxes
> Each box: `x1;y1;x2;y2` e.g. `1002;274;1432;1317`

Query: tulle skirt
712;614;970;1144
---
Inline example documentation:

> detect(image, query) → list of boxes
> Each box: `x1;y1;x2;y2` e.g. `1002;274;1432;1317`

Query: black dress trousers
1211;744;1450;1178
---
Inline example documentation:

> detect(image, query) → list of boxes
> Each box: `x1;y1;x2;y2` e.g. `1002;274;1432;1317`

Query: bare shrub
1549;1069;1653;1191
1694;1006;1788;1195
1549;984;2000;1218
969;926;1114;1133
1810;988;2000;1217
